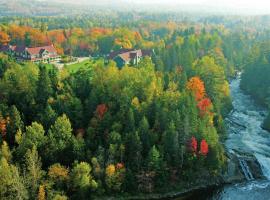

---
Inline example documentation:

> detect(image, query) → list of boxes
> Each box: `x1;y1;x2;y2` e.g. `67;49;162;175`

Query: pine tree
7;105;24;146
138;116;151;158
0;157;28;200
148;145;161;171
0;141;12;162
125;108;135;133
125;132;142;171
25;146;45;199
36;66;53;108
164;122;180;167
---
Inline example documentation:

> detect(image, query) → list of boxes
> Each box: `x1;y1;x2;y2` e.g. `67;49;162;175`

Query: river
179;76;270;200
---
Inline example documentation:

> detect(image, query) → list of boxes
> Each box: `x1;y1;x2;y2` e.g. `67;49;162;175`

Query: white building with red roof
0;44;60;63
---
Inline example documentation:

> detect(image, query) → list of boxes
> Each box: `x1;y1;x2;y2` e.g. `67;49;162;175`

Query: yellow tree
0;31;10;45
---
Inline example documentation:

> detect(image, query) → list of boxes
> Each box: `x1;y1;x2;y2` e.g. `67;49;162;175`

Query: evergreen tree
6;105;24;146
147;145;161;171
125;132;142;171
36;66;53;108
163;122;180;167
25;146;45;199
0;157;28;200
138;116;151;158
125;108;135;133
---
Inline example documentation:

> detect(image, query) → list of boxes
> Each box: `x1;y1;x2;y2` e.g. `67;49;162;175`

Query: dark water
176;76;270;200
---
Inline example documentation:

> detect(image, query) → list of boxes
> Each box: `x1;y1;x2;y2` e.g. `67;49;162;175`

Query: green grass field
43;63;55;70
64;59;93;73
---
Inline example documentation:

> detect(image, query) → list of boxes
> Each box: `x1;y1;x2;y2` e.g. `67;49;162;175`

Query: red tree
189;136;198;153
197;97;212;116
200;139;209;156
96;104;108;120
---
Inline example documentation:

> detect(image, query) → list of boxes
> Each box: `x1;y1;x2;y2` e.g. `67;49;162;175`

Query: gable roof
26;45;57;55
14;45;26;53
0;45;10;52
0;45;17;52
113;49;153;63
108;48;135;60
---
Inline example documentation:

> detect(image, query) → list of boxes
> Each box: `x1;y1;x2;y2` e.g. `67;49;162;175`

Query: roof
113;49;153;63
2;44;57;55
26;45;57;55
108;48;135;59
0;45;16;52
14;45;26;53
0;45;10;52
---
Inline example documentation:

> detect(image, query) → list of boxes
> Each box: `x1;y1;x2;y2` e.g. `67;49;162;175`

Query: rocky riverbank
103;151;265;200
223;150;264;183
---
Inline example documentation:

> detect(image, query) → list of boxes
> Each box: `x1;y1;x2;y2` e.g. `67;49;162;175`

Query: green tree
25;146;45;199
16;122;46;162
125;132;142;171
6;105;24;146
70;162;98;199
147;145;161;171
163;122;180;167
36;66;53;108
46;114;74;165
0;157;28;200
0;141;12;162
138;116;151;158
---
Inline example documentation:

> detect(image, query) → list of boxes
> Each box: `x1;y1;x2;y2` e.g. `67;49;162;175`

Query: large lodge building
0;44;60;63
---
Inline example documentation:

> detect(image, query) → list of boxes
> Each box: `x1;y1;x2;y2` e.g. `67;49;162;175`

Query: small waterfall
239;158;254;180
254;153;270;180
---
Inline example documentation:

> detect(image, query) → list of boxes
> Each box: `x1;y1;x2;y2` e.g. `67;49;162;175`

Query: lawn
43;63;55;70
64;59;93;73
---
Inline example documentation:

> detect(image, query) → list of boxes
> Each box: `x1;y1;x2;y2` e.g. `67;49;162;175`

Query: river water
208;76;270;200
180;76;270;200
205;77;270;200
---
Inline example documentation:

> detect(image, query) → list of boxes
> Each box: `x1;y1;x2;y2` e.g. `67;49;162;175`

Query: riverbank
94;176;223;200
95;76;268;200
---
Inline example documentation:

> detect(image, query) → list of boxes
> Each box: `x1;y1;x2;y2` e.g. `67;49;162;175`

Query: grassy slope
64;60;93;73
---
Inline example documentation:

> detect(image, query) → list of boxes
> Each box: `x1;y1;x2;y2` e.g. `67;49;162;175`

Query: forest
240;41;270;131
0;11;269;200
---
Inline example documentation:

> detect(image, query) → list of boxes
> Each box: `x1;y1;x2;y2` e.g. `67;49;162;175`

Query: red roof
7;44;57;55
26;45;57;55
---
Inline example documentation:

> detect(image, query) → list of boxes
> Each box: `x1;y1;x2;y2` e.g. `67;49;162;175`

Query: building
0;44;60;63
108;49;153;68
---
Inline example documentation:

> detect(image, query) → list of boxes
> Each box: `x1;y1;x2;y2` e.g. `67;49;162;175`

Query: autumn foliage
188;136;209;156
187;77;213;118
116;163;124;170
106;164;116;176
197;97;212;116
189;136;198;153
186;76;206;101
0;31;10;45
38;185;46;200
96;104;108;120
200;139;209;156
0;116;9;139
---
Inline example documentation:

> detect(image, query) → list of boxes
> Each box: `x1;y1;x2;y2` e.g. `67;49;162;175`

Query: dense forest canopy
0;8;270;200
